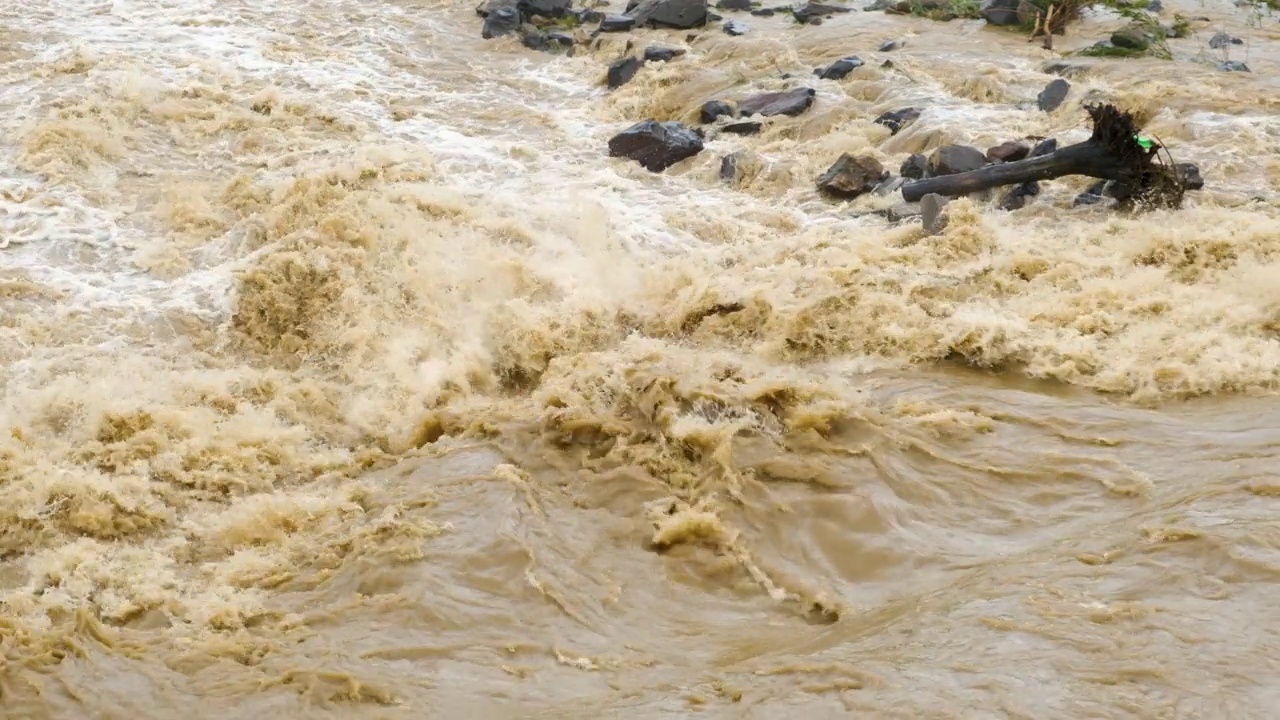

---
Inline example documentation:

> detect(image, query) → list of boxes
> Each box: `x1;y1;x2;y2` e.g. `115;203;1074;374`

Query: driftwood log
901;104;1186;209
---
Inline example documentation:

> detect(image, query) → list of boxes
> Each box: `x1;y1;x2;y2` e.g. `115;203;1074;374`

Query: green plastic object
1133;135;1156;150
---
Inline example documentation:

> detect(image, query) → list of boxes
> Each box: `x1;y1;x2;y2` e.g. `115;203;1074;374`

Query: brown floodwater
3;0;1280;717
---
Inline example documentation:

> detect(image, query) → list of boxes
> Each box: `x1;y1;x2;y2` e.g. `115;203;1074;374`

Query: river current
2;0;1280;717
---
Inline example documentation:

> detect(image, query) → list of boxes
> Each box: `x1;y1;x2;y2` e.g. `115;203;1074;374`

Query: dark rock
607;56;643;89
1219;60;1250;72
1037;78;1070;112
738;87;816;117
716;0;753;8
816;153;888;199
814;55;864;80
1175;162;1204;190
1029;138;1058;158
1146;0;1163;11
900;153;928;179
927;145;986;177
576;9;605;23
1074;180;1113;206
708;11;724;20
720;154;741;184
626;0;709;28
599;13;636;31
921;193;949;235
999;181;1040;211
879;39;905;51
644;46;686;62
1111;23;1157;51
864;0;893;9
1042;60;1095;78
522;0;572;17
986;140;1031;163
482;3;522;38
979;0;1023;25
1209;32;1242;49
792;2;852;24
723;121;762;135
700;100;734;123
724;19;749;34
751;7;776;15
522;29;575;52
608;120;704;172
873;107;921;135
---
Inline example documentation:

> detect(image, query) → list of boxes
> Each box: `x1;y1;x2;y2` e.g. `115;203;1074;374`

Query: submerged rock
627;0;709;28
873;107;921;135
644;46;686;62
879;39;905;51
699;100;734;123
900;153;928;179
720;153;741;184
723;19;749;34
738;87;816;117
1111;23;1158;51
927;145;986;176
751;7;777;15
717;0;754;7
522;28;575;52
792;2;852;24
814;55;864;80
1037;78;1070;112
1209;31;1243;48
723;121;762;135
1176;162;1204;190
1000;181;1040;211
608;120;704;172
607;56;643;89
816;154;888;199
1219;60;1250;72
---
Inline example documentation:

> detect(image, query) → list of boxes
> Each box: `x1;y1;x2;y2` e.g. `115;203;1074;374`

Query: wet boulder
644;46;686;62
900;153;928;179
1037;78;1070;112
522;0;572;16
481;1;523;38
873;107;921;135
1029;137;1058;157
607;56;643;89
986;140;1031;163
717;0;753;8
739;87;816;117
751;7;776;15
1209;32;1242;49
927;145;986;177
879;39;905;51
1175;163;1204;190
608;120;705;172
723;121;762;135
792;2;852;24
599;13;636;31
978;0;1022;24
814;55;864;80
816;154;888;199
724;19;749;34
522;28;575;52
700;100;734;123
999;181;1040;210
627;0;708;28
1111;23;1158;51
1219;61;1250;72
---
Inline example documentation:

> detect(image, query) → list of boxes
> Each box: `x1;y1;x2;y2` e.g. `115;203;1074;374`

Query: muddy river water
2;0;1280;717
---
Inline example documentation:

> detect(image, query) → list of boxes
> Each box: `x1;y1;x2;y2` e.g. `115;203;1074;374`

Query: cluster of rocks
479;0;1210;225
